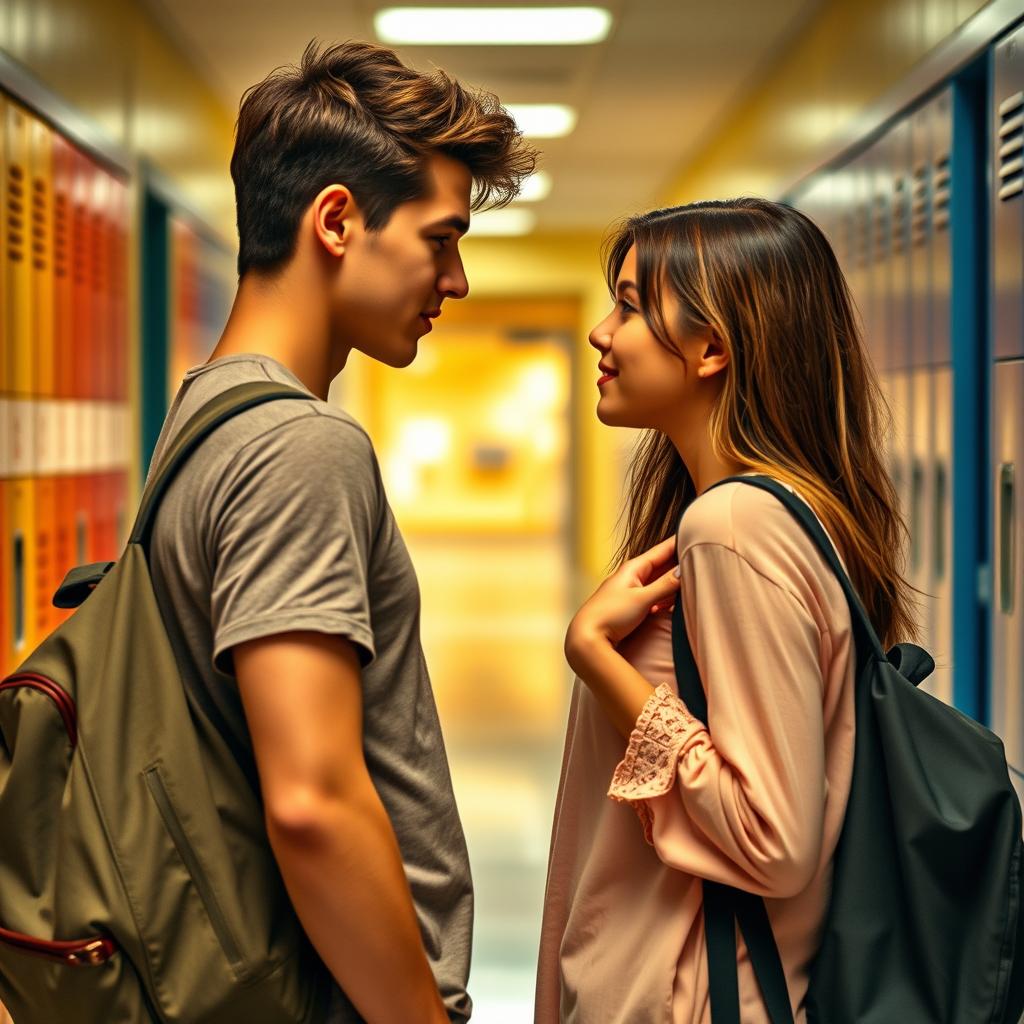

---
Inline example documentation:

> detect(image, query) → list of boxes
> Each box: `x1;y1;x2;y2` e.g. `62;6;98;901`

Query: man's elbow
263;778;374;848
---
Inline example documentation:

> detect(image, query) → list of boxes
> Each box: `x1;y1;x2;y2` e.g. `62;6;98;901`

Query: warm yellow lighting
518;171;552;202
374;7;612;45
470;207;537;237
505;104;577;139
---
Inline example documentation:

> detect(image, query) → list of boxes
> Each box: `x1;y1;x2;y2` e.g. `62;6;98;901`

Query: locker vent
90;204;104;298
933;153;950;231
54;183;69;283
998;90;1024;202
911;164;929;248
71;190;86;291
892;176;908;256
872;190;888;266
7;162;25;263
31;176;47;273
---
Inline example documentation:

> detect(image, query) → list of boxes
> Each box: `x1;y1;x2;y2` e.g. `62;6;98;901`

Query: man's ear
311;184;353;259
697;325;730;380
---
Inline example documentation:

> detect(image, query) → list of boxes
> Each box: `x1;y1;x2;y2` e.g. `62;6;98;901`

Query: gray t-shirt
146;353;473;1022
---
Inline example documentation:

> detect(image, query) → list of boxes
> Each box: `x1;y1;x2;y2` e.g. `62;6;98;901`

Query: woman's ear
696;325;729;380
311;184;353;259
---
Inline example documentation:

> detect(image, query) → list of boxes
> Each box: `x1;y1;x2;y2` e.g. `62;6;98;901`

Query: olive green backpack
0;382;334;1023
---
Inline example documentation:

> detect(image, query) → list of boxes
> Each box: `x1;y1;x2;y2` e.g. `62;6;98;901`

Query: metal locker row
0;94;132;677
991;24;1024;804
792;89;956;708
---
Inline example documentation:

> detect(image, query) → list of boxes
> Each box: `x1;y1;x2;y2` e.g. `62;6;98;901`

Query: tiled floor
407;533;573;1021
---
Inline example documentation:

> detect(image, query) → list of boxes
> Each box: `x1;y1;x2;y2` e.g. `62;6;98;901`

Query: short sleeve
208;410;381;675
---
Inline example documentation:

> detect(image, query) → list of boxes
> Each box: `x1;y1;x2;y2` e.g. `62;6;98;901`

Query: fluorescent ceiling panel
505;104;577;138
374;7;612;45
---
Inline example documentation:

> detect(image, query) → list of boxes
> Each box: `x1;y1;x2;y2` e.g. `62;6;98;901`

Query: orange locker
4;99;38;670
29;113;57;637
52;132;76;625
91;165;115;562
71;146;94;571
110;175;130;553
1;93;8;676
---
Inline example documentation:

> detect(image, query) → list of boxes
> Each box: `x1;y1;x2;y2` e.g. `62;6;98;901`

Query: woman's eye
618;299;635;317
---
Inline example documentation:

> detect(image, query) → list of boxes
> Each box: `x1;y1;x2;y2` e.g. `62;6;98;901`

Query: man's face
332;152;471;367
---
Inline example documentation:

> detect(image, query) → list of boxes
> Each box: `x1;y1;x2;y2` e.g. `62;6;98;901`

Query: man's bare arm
234;631;448;1024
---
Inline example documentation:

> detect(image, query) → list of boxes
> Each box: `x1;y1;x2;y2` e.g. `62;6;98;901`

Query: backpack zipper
143;765;246;975
0;673;77;747
0;924;116;967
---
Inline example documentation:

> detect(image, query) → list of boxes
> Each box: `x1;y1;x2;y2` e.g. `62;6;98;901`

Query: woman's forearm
566;625;656;737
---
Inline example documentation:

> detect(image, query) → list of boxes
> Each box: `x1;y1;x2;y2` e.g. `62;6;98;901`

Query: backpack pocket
143;763;247;979
0;925;154;1024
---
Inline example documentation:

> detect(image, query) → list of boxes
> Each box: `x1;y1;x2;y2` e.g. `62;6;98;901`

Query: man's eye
430;235;451;249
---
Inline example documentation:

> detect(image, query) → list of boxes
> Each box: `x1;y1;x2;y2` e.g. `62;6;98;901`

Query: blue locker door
909;103;935;663
930;88;954;706
993;28;1024;360
991;360;1024;806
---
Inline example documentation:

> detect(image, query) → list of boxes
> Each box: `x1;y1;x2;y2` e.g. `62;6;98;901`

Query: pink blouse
535;481;857;1023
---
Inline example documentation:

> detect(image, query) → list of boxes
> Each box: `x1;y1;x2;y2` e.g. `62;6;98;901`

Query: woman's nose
588;323;611;352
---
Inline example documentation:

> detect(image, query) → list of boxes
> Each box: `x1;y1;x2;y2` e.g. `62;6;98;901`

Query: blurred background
2;0;1024;1020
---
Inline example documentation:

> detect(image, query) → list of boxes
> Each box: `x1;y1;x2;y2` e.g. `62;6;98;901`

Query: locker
993;27;1024;361
71;147;95;569
52;133;76;623
0;93;8;675
868;137;893;379
990;359;1024;805
4;99;37;669
929;88;954;705
908;104;935;665
29;114;57;637
888;118;913;573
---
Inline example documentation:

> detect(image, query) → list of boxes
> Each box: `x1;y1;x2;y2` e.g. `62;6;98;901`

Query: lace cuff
608;683;697;843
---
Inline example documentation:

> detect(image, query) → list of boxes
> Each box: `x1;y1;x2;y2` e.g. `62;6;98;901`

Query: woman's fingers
629;536;677;581
645;566;681;603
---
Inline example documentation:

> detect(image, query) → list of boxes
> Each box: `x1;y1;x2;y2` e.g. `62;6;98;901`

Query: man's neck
206;269;345;400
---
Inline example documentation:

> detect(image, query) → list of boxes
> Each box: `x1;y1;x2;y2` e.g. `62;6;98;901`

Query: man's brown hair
231;39;537;276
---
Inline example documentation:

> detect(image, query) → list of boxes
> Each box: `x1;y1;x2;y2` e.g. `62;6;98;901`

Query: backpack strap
129;381;312;549
671;472;883;1023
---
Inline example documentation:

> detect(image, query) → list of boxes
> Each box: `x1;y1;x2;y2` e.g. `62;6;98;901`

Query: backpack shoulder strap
703;474;886;662
129;381;312;549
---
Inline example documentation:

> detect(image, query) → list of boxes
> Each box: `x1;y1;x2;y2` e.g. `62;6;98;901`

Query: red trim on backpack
0;924;116;967
0;674;77;747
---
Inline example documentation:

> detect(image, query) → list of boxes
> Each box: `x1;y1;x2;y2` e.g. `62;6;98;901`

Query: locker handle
933;460;947;582
999;463;1016;615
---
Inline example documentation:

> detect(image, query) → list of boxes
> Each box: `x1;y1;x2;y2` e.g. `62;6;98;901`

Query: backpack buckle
65;940;109;967
53;562;116;609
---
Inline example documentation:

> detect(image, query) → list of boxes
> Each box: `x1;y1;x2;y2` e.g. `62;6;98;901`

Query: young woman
535;198;916;1023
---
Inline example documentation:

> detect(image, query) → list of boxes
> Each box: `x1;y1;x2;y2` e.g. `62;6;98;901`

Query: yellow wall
664;0;989;204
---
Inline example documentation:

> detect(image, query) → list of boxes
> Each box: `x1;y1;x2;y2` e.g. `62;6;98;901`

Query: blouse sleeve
607;540;828;899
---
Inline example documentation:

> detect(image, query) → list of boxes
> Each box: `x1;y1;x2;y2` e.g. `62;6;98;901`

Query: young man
144;41;535;1021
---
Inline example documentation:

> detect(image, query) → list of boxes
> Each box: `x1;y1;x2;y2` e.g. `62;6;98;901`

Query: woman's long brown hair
607;198;918;647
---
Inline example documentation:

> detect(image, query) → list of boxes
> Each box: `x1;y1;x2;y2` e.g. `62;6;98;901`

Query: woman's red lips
597;373;617;387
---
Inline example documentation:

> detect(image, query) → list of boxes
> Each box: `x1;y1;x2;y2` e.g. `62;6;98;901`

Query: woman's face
588;245;699;431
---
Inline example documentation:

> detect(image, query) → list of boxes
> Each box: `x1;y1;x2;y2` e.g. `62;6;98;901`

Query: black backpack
671;474;1024;1024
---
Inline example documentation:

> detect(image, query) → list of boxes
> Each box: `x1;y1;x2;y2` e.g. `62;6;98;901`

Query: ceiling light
518;171;552;202
469;207;537;237
374;7;612;45
505;104;577;139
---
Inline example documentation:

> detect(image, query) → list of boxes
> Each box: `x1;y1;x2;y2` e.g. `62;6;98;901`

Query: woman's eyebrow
616;279;638;294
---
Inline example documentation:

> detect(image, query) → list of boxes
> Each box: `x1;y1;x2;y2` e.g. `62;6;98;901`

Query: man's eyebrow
426;215;470;234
